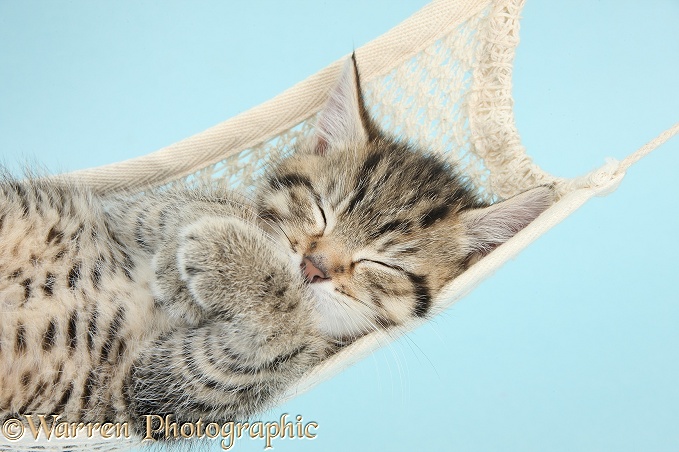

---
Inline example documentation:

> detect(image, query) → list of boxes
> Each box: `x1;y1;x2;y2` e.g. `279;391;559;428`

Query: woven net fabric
156;0;557;203
5;0;678;450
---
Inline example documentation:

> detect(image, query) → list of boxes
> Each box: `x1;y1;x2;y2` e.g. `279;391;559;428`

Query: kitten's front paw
177;216;305;318
176;216;250;284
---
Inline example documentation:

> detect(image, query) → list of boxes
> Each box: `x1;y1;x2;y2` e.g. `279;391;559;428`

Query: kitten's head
257;55;553;341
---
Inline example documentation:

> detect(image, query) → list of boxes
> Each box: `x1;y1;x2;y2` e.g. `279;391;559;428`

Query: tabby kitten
0;55;553;439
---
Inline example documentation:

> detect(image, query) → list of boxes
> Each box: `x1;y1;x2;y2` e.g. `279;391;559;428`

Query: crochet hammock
5;0;677;450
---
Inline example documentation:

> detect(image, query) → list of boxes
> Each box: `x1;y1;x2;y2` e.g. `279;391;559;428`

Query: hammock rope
617;122;679;174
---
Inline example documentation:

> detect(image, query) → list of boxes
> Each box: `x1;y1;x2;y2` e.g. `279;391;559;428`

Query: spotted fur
0;56;553;438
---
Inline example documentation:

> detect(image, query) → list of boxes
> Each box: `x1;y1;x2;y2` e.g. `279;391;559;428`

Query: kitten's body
0;57;553;438
0;181;170;424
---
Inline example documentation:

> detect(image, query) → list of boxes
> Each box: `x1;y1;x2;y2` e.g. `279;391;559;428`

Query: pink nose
302;257;329;283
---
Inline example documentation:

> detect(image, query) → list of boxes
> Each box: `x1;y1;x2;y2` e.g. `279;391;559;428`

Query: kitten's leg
126;318;325;435
127;216;325;431
116;189;278;326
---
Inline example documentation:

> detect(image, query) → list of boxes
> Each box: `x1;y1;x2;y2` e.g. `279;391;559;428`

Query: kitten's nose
301;257;329;283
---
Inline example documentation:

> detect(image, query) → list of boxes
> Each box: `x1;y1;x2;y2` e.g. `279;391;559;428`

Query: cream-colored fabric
6;0;678;450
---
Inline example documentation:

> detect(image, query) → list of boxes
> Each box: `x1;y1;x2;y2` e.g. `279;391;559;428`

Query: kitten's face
260;141;475;339
257;56;553;340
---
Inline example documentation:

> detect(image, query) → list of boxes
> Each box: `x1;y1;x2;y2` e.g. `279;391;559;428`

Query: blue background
1;1;678;451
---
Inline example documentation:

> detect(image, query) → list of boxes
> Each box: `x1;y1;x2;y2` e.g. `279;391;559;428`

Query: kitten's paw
176;216;250;283
177;216;305;318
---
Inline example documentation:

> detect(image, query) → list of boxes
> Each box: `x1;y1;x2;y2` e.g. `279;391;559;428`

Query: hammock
4;0;677;450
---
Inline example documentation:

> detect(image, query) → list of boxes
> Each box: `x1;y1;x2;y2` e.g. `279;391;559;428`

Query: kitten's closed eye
354;258;403;273
316;205;327;233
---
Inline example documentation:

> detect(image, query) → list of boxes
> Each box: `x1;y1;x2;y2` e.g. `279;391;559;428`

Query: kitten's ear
313;54;370;155
460;186;554;262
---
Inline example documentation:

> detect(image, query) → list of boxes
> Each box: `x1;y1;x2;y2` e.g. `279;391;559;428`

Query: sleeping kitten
0;55;552;440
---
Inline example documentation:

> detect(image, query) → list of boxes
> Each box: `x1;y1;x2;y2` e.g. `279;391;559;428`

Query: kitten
0;55;552;440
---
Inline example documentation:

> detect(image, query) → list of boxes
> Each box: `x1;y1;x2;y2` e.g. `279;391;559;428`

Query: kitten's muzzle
301;256;329;283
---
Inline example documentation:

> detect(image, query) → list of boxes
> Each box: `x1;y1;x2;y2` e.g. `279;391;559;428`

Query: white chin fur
307;283;376;339
285;252;375;339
